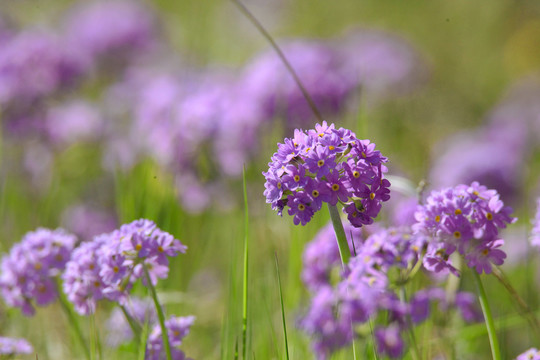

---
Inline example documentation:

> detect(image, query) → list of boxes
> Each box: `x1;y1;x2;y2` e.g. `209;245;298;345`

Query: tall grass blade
274;253;290;360
242;165;250;359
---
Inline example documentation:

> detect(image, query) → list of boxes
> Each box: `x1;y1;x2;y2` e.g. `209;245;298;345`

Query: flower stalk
472;271;501;360
328;204;351;265
144;265;172;360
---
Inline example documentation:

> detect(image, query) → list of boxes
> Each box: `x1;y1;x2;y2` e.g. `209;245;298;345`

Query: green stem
472;271;501;360
242;166;250;359
229;0;323;122
328;204;351;265
56;284;91;360
144;266;172;360
399;286;421;360
120;304;142;344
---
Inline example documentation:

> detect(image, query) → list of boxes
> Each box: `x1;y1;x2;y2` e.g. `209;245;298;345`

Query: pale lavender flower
240;41;351;126
146;315;195;360
516;348;540;360
338;28;428;100
0;228;77;315
64;0;159;69
531;198;540;248
0;336;33;355
374;325;404;359
61;204;117;241
45;100;105;146
106;297;157;347
414;182;516;275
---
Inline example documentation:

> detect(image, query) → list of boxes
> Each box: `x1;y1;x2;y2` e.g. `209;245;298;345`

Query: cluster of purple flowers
413;181;516;275
146;315;195;360
0;228;77;315
0;336;33;355
300;225;481;359
264;121;390;227
62;219;186;315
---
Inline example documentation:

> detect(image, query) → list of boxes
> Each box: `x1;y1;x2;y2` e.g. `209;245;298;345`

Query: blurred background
1;0;540;358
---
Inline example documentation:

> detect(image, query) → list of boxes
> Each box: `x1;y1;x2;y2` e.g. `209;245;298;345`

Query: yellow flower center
353;171;360;178
277;182;282;189
318;133;324;137
332;184;339;191
482;248;489;256
454;209;462;215
317;160;324;167
486;212;493;220
312;190;319;198
158;246;164;253
453;231;461;239
294;175;300;182
113;266;119;273
369;192;376;200
329;145;335;151
136;244;142;251
435;215;441;223
298;204;306;211
34;263;42;271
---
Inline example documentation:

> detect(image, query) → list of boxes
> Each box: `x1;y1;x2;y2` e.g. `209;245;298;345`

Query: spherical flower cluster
62;219;186;315
413;182;516;275
0;228;77;316
301;227;422;359
516;348;540;360
0;336;33;355
263;121;390;227
146;315;195;360
530;198;540;248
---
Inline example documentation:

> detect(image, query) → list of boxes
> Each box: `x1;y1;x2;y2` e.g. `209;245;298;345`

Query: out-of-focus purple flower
263;121;390;227
240;41;351;126
64;0;159;69
0;336;33;355
531;198;540;248
45;100;105;146
0;228;77;316
454;292;483;323
0;30;85;106
414;182;516;275
301;222;368;292
145;315;195;360
337;28;428;100
429;129;525;205
106;297;157;347
374;325;404;359
61;204;117;241
516;348;540;360
388;195;418;227
62;219;186;315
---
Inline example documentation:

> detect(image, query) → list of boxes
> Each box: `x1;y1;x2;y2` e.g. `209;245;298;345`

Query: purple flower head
0;337;33;355
516;348;540;360
264;122;390;227
64;0;159;69
62;219;186;315
374;325;404;359
240;41;352;127
414;182;516;275
61;204;117;241
0;228;77;316
146;315;195;360
0;30;85;107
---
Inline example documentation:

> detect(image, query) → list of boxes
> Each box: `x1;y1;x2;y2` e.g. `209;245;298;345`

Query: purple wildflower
263;121;390;227
374;325;404;359
64;0;159;69
0;337;33;355
62;219;186;315
145;315;195;360
516;348;540;360
0;228;77;316
414;182;516;275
